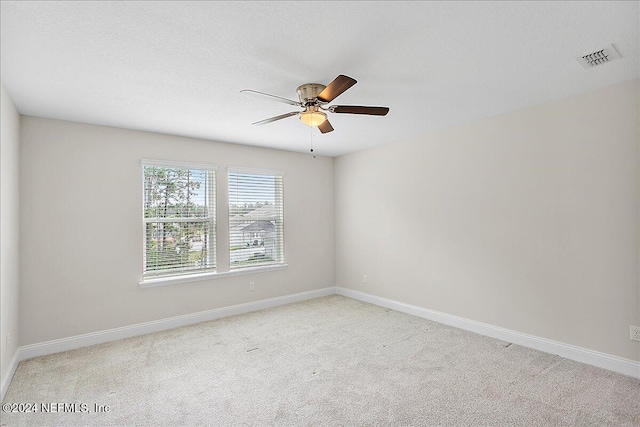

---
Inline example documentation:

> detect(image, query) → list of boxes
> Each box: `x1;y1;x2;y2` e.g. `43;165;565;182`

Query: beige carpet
1;295;639;426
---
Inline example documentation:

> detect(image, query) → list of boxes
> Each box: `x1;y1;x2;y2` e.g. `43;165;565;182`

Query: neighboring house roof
244;204;276;219
241;220;275;233
229;224;247;234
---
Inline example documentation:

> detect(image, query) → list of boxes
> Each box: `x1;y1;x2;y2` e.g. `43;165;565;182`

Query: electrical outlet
249;281;255;291
363;275;368;284
631;326;640;342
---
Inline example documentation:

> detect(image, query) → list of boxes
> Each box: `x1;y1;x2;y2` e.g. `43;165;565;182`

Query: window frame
140;159;217;282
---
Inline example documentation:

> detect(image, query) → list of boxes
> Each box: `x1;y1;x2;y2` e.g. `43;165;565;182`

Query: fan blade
241;89;301;106
316;75;357;103
252;112;299;126
330;105;389;116
318;119;334;134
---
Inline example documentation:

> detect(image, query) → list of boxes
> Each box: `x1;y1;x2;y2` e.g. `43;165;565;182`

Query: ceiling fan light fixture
299;110;327;127
243;74;389;134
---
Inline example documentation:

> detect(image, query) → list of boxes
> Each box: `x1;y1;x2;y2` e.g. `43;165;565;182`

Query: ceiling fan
241;75;389;134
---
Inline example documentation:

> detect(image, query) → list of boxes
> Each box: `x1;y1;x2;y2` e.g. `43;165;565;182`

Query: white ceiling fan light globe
299;110;327;127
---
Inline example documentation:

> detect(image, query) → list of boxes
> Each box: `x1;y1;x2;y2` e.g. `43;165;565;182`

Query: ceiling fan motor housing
296;83;326;105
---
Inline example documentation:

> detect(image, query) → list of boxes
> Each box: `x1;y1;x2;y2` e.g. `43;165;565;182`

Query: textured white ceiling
1;1;638;157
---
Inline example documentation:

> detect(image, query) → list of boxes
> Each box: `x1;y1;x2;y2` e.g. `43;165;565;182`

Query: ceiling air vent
576;44;621;69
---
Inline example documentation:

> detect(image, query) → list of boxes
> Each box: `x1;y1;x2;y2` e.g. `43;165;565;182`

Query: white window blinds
228;169;284;269
142;161;216;279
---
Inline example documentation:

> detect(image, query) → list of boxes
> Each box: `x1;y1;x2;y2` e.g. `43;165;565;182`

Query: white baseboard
1;286;335;401
1;349;20;402
3;285;637;401
336;287;640;379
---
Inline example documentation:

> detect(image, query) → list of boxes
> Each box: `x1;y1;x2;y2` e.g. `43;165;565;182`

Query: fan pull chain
310;126;316;159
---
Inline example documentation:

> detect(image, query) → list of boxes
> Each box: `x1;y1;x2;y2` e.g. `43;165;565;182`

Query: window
228;168;284;269
142;160;216;280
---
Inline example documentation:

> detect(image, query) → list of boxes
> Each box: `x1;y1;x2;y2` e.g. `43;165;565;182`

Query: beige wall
335;79;640;361
19;117;335;345
1;83;21;383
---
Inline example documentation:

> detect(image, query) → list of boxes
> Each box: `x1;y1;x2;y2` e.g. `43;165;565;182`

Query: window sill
139;264;288;288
